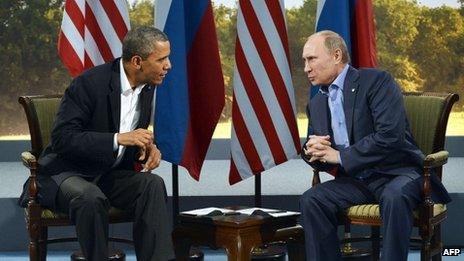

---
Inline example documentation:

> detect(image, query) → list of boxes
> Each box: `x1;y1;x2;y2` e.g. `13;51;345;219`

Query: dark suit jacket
20;59;155;209
302;66;450;203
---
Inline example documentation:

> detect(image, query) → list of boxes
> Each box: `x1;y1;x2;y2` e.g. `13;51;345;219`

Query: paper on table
236;207;300;217
181;207;235;216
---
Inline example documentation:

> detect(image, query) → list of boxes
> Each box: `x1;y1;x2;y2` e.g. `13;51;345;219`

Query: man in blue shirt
299;30;450;261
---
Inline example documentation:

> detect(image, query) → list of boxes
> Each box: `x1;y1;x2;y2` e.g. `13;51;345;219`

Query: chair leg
420;227;432;261
27;220;40;261
431;225;442;261
371;226;380;261
39;227;48;261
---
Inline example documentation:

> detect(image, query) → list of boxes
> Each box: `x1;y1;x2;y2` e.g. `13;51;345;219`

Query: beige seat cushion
346;204;446;220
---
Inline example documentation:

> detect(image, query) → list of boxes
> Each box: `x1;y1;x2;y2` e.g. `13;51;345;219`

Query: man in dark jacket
299;30;450;261
21;26;174;261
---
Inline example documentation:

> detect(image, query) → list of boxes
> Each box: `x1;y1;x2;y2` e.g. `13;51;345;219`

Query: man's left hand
309;146;340;164
140;144;161;172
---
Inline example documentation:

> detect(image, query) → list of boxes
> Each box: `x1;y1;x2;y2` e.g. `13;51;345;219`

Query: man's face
302;35;339;86
140;40;171;86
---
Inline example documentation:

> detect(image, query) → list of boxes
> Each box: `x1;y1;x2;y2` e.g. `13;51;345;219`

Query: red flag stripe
64;0;85;38
240;1;300;151
100;0;129;42
84;2;114;62
263;0;291;64
235;42;287;163
229;160;243;185
58;32;83;77
83;51;95;72
231;92;265;173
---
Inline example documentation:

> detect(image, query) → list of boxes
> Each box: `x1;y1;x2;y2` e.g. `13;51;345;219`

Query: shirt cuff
113;133;119;151
338;152;343;166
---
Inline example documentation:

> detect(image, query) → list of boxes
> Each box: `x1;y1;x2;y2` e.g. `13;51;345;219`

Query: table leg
173;236;192;261
224;242;254;261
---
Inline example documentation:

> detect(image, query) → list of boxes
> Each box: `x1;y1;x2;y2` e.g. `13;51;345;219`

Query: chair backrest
18;95;63;157
403;92;459;156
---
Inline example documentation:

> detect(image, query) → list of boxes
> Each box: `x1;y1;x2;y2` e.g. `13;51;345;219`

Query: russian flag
154;0;225;180
316;0;377;68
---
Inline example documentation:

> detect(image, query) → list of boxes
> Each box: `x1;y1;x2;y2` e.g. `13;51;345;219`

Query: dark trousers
299;174;422;261
56;170;174;261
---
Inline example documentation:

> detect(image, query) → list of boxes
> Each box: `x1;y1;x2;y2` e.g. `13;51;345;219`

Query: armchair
18;95;133;261
309;92;459;260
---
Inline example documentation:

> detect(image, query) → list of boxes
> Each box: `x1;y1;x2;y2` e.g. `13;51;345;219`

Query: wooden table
172;209;305;261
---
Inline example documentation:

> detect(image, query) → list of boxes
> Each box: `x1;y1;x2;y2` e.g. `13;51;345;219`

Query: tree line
0;0;462;136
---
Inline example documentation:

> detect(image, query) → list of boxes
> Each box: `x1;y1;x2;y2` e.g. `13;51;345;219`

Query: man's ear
333;49;342;64
130;55;143;70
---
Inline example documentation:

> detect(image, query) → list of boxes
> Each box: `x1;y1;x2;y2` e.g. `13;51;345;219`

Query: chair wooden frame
19;95;133;261
310;92;459;261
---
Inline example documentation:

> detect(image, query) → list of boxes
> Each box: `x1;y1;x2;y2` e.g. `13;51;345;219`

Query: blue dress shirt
320;64;350;164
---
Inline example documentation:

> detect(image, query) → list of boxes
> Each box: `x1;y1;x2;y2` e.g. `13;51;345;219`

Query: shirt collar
120;59;144;95
319;64;349;95
331;64;349;91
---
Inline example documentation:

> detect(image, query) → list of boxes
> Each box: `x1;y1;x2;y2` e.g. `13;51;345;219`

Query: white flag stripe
237;12;297;160
84;28;105;66
249;1;295;113
316;0;326;27
230;126;254;180
76;0;85;15
86;1;122;57
61;11;85;62
154;0;173;30
233;67;274;168
114;0;131;29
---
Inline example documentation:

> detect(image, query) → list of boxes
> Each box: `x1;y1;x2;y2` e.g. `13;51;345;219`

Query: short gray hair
310;30;351;64
122;26;169;62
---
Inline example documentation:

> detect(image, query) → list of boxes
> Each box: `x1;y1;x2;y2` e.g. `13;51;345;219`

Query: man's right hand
117;128;153;149
303;135;331;162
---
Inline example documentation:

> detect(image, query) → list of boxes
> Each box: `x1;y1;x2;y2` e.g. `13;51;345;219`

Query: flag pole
254;172;262;207
172;164;179;225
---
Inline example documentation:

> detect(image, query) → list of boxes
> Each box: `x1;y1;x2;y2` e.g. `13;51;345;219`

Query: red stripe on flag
351;0;377;68
264;1;291;64
231;92;264;172
64;0;85;38
58;32;83;77
180;3;225;181
229;160;243;185
84;2;114;61
100;0;128;42
83;51;95;72
235;42;287;163
240;1;300;152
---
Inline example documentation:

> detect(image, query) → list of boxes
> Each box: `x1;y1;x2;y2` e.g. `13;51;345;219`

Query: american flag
229;0;300;184
58;0;130;77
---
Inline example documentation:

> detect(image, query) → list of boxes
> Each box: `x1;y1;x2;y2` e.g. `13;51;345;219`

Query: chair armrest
21;151;37;169
423;150;448;169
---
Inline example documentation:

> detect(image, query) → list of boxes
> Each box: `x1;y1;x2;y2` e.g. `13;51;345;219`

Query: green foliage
129;0;154;27
213;3;237;121
0;0;70;135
